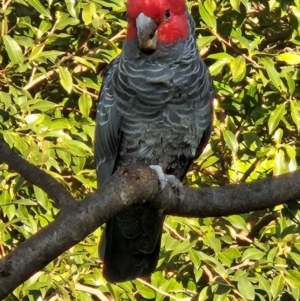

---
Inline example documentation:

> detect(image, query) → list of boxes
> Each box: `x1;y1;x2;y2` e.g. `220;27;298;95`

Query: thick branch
0;140;74;208
158;171;300;216
0;165;159;298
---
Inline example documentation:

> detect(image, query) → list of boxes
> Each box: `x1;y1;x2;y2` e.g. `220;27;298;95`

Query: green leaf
260;57;285;92
292;288;300;301
230;56;246;82
37;51;65;59
65;0;79;18
285;270;300;288
209;59;228;75
135;282;155;299
33;186;49;210
290;101;300;131
0;91;11;110
277;53;300;65
82;2;96;25
256;273;271;299
164;235;179;251
21;100;58;112
189;248;203;280
223;130;238;154
271;274;285;299
2;35;23;64
78;93;92;118
25;114;45;126
242;247;265;261
290;252;300;265
273;149;286;176
73;56;96;72
273;128;283;144
230;0;241;12
197;36;216;49
238;277;255;300
203;237;221;253
27;0;51;18
58;66;73;93
199;2;216;30
29;44;44;61
223;215;247;230
57;140;93;157
285;71;295;95
268;103;286;134
169;239;196;260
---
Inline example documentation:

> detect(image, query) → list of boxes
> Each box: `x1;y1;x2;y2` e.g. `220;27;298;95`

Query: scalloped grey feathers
94;11;213;282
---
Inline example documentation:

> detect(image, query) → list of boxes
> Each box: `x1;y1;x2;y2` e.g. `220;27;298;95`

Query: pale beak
136;12;158;51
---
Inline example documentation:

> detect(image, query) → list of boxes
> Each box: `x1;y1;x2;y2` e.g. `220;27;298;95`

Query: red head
126;0;188;48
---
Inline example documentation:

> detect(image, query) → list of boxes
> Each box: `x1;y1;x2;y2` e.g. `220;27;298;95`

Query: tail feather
100;206;164;283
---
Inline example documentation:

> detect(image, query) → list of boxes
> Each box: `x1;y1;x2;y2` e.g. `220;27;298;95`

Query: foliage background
1;0;300;300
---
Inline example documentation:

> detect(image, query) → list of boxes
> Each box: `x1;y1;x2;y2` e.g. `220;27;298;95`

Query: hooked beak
136;13;158;51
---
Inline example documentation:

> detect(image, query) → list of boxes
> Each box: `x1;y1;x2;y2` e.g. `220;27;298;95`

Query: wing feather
94;56;121;185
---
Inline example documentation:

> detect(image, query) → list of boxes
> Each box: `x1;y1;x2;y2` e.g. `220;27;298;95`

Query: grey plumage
94;11;213;282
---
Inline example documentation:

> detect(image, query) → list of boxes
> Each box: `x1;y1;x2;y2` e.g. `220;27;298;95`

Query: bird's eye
164;9;171;18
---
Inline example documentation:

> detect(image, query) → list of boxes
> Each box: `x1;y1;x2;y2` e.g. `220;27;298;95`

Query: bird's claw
150;165;182;191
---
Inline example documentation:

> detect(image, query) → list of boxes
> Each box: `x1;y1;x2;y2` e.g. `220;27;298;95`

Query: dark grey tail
99;206;164;283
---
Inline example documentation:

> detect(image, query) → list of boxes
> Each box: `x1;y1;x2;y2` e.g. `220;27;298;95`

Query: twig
235;233;253;244
230;260;254;270
24;53;74;91
75;283;110;301
73;84;98;99
23;69;58;91
2;0;13;11
164;222;187;241
239;158;262;183
109;28;126;42
137;278;190;301
23;27;126;92
202;265;214;282
212;32;260;68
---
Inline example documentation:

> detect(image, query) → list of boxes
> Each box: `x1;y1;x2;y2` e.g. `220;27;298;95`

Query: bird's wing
195;60;214;158
94;56;121;185
176;58;214;181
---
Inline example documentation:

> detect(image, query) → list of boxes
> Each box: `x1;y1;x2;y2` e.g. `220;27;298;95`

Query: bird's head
126;0;188;54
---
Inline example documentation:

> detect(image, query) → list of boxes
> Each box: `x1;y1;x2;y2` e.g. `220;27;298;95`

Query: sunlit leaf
199;1;216;29
82;2;96;25
27;0;51;18
223;130;238;154
230;0;241;12
230;55;246;82
238;276;255;300
78;93;92;118
268;103;286;134
3;35;23;64
271;274;285;299
58;66;73;93
277;53;300;65
290;101;300;131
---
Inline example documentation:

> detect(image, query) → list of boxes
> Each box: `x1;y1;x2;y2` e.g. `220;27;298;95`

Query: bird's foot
150;165;182;191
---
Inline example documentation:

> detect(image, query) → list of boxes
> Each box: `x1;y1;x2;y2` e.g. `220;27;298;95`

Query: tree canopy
1;0;300;300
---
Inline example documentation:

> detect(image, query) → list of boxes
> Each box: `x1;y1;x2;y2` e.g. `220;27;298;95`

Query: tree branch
0;140;74;208
0;139;300;298
158;171;300;217
0;164;159;298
